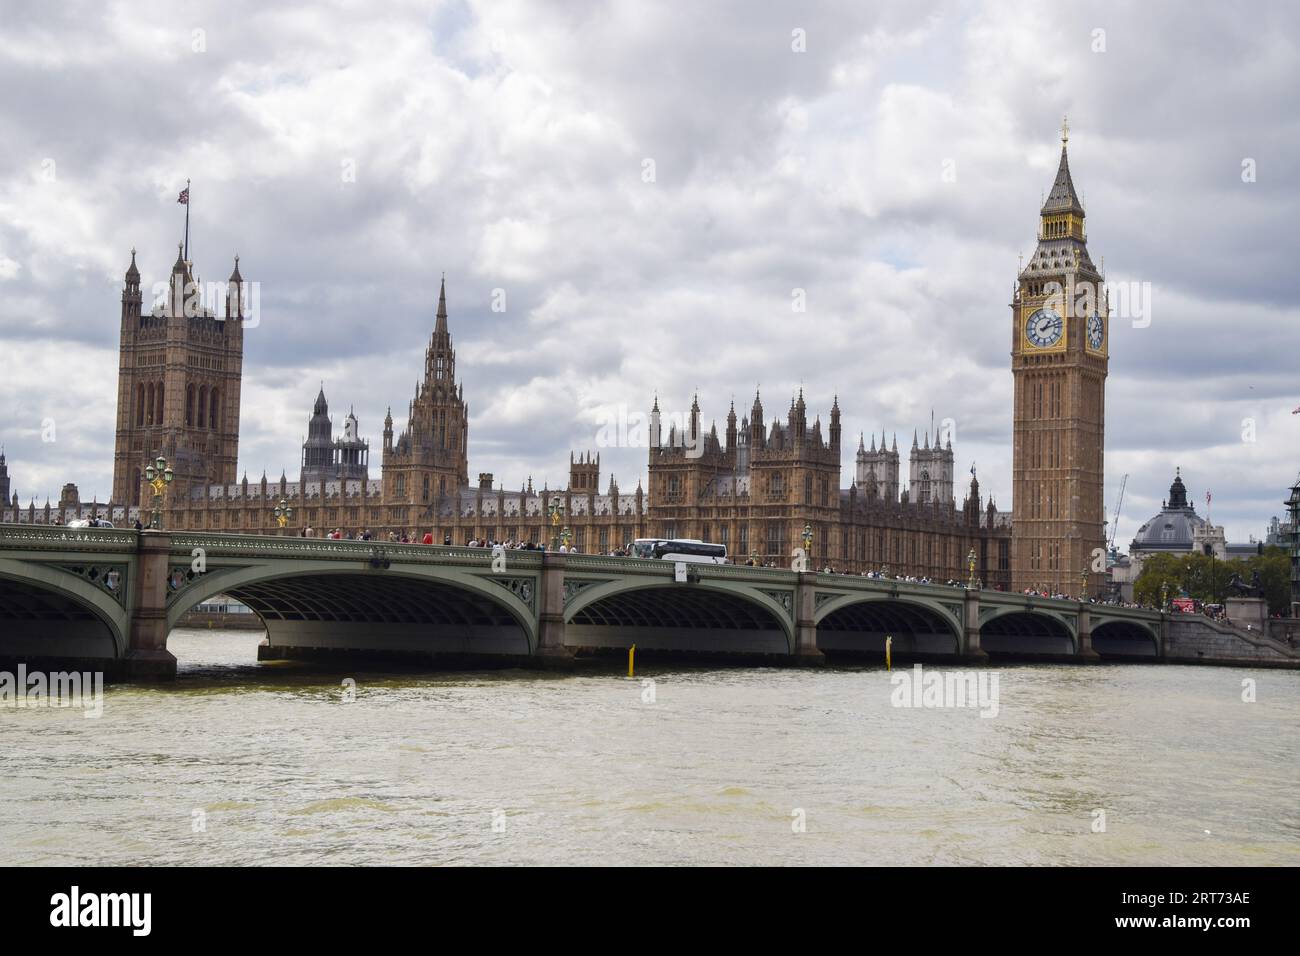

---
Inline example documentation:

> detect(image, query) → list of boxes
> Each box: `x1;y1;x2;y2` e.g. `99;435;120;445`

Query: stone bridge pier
125;531;179;678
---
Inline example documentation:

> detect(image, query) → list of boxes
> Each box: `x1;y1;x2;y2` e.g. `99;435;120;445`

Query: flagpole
183;178;191;262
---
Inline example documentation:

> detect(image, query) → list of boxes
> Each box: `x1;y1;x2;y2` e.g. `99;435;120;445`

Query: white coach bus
628;538;728;564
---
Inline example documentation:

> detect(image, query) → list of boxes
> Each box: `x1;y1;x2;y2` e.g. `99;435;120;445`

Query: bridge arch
0;562;127;660
564;578;793;655
1090;619;1159;659
167;563;538;656
814;595;961;657
980;609;1076;656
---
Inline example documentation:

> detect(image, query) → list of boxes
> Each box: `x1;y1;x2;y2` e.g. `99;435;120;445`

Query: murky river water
2;629;1297;865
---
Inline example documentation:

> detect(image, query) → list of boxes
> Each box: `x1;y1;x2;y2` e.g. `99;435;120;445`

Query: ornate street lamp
561;526;571;551
1079;569;1089;601
1160;581;1169;610
802;524;813;563
548;500;563;551
272;497;294;534
144;455;174;530
966;548;977;589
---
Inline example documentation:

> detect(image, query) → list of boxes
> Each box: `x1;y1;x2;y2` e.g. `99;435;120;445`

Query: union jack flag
177;187;189;205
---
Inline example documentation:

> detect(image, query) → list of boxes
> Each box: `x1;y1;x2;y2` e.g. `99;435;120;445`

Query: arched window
155;382;164;424
197;386;207;428
132;468;141;507
209;388;219;431
136;384;145;426
146;383;155;425
186;385;194;426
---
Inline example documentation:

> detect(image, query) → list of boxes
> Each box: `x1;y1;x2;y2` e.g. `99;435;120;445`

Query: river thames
2;629;1297;866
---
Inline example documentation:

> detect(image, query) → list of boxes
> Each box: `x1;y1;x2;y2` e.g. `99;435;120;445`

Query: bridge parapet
167;533;543;569
0;525;139;554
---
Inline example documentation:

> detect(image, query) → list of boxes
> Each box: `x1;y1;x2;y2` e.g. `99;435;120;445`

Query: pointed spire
125;247;140;283
229;255;242;283
912;429;919;449
435;274;448;335
1042;118;1084;216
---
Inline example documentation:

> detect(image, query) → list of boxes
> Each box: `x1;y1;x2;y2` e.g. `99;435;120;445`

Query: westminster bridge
0;525;1217;679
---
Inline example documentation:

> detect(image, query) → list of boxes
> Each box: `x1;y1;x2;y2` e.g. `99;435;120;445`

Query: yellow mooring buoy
885;635;892;672
628;643;636;678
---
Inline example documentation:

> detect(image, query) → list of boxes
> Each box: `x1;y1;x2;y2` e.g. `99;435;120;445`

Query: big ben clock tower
1010;118;1109;597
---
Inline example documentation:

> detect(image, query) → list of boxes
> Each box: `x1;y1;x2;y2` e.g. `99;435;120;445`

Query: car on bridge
66;517;115;528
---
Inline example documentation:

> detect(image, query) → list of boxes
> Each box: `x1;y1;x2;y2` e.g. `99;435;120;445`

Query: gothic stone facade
110;246;245;510
645;392;1010;585
4;131;1108;592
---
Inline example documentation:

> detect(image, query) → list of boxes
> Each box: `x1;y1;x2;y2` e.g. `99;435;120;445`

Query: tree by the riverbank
1133;546;1290;614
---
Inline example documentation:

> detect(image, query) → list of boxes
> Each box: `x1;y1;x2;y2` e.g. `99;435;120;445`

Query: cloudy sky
2;0;1298;546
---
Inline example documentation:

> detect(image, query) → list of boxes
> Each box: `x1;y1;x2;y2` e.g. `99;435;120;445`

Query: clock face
1087;312;1105;350
1025;307;1063;348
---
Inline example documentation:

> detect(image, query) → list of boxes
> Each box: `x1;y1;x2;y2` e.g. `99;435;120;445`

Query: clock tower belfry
1010;119;1109;597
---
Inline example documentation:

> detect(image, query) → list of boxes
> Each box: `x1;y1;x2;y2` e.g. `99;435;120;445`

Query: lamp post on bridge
548;500;563;552
272;498;294;536
802;524;812;567
1080;569;1088;602
966;548;977;589
144;456;174;530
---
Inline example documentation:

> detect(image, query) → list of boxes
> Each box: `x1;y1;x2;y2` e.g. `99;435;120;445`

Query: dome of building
1131;469;1207;551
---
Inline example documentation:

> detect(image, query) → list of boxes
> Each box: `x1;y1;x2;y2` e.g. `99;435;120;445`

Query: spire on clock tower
1042;116;1085;218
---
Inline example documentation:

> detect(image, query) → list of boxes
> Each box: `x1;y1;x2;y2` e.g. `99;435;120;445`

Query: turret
749;389;765;450
649;395;662;452
225;255;245;321
121;248;142;325
829;395;841;453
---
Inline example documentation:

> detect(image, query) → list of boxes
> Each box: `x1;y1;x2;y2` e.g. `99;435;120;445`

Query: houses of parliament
1;127;1108;594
